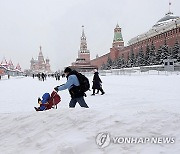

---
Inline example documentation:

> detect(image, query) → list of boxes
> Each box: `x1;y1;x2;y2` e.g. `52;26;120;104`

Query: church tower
112;24;124;49
38;46;45;70
45;58;51;72
78;26;90;62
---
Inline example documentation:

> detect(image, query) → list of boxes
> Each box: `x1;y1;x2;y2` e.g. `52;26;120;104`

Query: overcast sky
0;0;180;71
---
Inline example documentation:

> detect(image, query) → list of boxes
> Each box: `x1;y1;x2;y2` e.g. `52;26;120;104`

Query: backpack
47;91;61;109
72;70;90;93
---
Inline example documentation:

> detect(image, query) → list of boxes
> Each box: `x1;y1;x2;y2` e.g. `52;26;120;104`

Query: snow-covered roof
1;58;8;66
128;12;180;46
16;63;21;71
157;12;179;23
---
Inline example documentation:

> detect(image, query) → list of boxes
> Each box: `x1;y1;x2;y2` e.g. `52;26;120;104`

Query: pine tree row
101;40;180;70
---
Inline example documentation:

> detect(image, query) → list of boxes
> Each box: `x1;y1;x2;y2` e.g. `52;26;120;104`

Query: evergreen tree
106;56;113;69
101;63;106;70
135;53;139;67
127;52;131;67
145;44;150;66
121;54;125;68
172;40;180;61
149;42;156;65
112;59;118;69
116;56;122;68
168;47;173;59
155;46;163;65
129;48;135;67
161;39;170;59
137;46;145;66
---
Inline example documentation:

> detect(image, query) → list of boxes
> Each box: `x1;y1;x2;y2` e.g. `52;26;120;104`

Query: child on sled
34;91;61;111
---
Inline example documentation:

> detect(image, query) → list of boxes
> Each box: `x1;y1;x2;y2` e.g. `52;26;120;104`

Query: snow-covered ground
0;72;180;154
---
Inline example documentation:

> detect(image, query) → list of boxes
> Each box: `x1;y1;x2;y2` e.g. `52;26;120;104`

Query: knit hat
64;67;72;73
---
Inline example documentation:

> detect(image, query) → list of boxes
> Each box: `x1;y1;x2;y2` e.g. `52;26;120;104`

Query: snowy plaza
0;72;180;154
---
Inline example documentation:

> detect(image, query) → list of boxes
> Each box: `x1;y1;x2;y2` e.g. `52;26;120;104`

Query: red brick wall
79;53;90;62
90;53;110;68
90;27;180;69
129;27;180;55
109;48;118;60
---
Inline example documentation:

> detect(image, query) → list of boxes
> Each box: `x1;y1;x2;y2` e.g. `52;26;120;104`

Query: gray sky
0;0;180;71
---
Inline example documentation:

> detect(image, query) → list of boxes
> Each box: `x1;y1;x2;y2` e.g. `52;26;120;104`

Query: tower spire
169;0;171;13
166;0;173;15
80;25;89;53
116;22;119;28
82;25;85;37
76;25;90;62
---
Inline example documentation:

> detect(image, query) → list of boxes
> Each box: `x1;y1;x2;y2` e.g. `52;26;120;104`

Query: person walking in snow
54;67;89;108
91;69;105;95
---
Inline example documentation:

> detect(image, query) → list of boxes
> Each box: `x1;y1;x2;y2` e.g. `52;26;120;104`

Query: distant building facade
90;10;180;69
30;46;51;73
0;57;23;76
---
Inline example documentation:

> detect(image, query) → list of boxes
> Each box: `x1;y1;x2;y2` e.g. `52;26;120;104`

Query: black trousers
93;88;104;94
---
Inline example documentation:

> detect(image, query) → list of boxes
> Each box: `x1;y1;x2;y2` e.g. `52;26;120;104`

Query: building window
165;62;168;65
169;62;173;65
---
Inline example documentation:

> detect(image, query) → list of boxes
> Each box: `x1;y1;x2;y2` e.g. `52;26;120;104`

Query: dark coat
67;70;85;98
92;72;102;89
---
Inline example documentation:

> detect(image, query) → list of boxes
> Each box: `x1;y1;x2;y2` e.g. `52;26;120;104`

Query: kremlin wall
90;12;180;69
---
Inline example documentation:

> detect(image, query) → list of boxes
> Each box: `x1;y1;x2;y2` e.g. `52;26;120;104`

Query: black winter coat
67;70;85;98
92;72;102;89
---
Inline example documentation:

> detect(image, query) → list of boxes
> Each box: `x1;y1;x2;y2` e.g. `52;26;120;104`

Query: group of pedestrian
53;67;105;109
33;73;47;81
55;73;61;81
35;67;105;111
